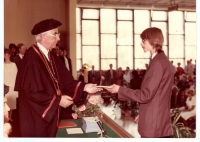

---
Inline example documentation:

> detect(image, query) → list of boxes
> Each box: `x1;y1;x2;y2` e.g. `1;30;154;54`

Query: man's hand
105;84;120;94
59;95;73;108
84;84;103;94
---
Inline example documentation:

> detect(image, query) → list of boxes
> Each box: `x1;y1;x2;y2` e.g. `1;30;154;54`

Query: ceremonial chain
39;49;60;90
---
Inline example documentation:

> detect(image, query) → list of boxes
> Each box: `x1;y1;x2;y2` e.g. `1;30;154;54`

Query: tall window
76;8;196;71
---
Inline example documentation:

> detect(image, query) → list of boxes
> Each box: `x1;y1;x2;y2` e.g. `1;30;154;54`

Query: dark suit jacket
88;70;98;83
118;52;174;137
13;55;23;69
59;56;72;74
106;69;116;85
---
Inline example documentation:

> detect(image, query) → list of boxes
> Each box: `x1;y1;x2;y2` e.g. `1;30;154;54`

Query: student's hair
140;27;164;53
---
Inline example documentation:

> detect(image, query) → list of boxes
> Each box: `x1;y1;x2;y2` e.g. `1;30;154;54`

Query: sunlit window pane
82;20;99;45
152;11;167;21
185;46;196;62
185;22;196;46
76;8;81;33
118;10;133;20
101;59;116;70
100;9;116;33
134;35;151;58
82;46;99;70
83;9;99;19
135;59;150;70
134;10;150;34
118;46;133;70
76;34;81;58
185;12;196;22
76;59;82;71
169;35;184;58
117;21;133;45
151;22;168;46
169;59;185;69
168;11;184;34
101;34;116;58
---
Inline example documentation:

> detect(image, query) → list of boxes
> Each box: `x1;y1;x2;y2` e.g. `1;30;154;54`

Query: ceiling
76;0;196;11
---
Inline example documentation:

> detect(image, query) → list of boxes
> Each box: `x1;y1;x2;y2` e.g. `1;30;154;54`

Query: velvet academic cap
31;19;62;35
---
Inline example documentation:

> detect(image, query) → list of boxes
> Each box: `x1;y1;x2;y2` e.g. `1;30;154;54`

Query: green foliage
171;109;192;138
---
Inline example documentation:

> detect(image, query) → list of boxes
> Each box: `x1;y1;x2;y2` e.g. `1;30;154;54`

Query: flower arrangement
72;95;104;119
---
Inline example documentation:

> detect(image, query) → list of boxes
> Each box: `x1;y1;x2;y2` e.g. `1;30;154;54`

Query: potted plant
171;108;192;138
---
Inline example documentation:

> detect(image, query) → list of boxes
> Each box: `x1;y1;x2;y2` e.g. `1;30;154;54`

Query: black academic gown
14;44;88;137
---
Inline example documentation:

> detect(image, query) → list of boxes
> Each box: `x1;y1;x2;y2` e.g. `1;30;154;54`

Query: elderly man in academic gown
14;19;102;137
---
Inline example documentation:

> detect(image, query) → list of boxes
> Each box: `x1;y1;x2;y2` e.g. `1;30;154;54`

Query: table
56;113;133;138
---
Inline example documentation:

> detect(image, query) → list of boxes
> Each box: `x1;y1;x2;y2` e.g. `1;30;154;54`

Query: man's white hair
35;31;50;42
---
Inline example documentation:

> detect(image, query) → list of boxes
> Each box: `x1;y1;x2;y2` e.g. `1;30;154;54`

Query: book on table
82;117;102;133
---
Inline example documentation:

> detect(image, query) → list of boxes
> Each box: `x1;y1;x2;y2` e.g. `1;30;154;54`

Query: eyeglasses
47;33;60;38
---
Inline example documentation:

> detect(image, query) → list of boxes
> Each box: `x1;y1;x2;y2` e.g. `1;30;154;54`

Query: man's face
42;28;60;50
19;45;27;55
140;39;155;53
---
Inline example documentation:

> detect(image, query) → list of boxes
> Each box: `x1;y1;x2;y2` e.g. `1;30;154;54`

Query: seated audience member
123;67;131;86
4;49;18;122
180;90;196;121
177;74;188;90
130;70;142;90
4;85;12;137
97;70;106;86
176;88;187;108
174;75;180;86
115;67;124;86
170;85;179;109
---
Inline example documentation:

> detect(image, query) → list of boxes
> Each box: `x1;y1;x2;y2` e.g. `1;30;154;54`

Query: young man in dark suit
106;27;174;138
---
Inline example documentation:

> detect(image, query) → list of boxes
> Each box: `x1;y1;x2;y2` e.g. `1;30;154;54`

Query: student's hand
105;84;120;94
84;84;103;94
59;95;73;108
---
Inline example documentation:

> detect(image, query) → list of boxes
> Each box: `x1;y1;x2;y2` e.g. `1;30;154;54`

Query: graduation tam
31;19;62;35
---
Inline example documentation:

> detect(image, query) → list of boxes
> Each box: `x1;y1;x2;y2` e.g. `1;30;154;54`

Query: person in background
184;60;194;76
4;84;12;137
175;62;185;77
115;67;124;86
59;47;72;74
8;43;17;61
12;43;27;69
130;70;142;90
106;64;116;85
14;19;102;137
106;27;174;138
176;88;187;108
4;49;18;122
97;70;106;86
171;60;177;74
179;89;196;121
123;66;131;86
63;48;72;74
88;65;98;84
